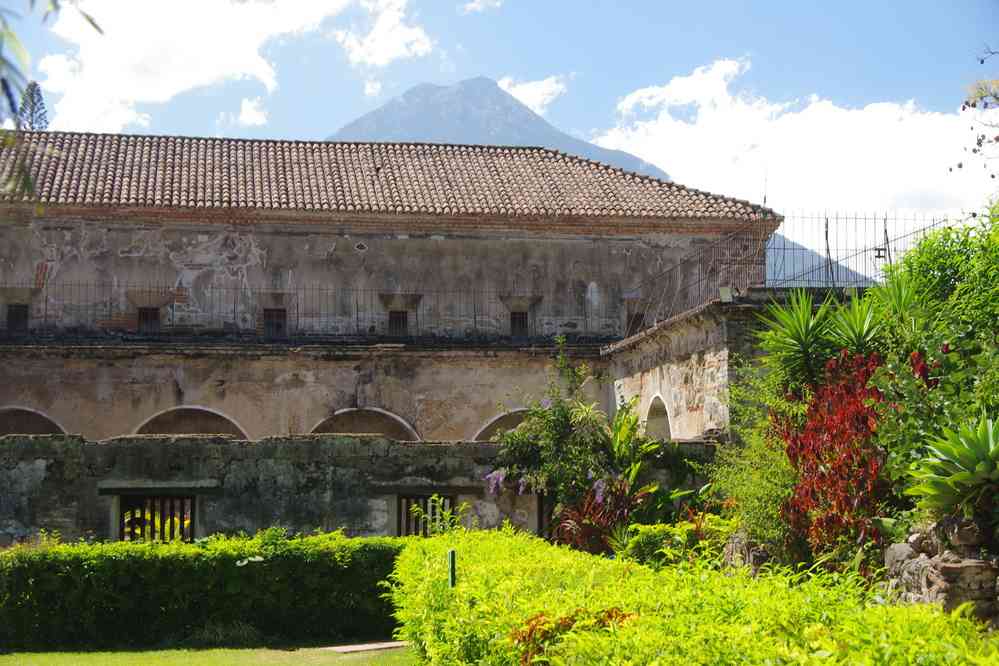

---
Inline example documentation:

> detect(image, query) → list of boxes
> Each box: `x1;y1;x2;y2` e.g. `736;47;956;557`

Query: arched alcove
135;407;247;437
645;396;672;441
311;408;419;441
473;409;528;442
0;407;65;435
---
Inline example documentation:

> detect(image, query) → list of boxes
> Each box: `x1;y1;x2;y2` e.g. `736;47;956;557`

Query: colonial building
0;131;778;542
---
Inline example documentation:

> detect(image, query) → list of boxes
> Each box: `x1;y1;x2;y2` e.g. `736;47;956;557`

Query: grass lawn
0;646;418;665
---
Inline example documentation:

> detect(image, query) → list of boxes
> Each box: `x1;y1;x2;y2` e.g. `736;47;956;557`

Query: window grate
263;308;288;338
397;495;456;536
119;495;195;543
138;307;160;334
388;310;409;336
6;303;28;333
510;311;529;338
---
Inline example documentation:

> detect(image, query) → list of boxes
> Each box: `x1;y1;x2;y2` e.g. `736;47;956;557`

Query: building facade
0;131;778;542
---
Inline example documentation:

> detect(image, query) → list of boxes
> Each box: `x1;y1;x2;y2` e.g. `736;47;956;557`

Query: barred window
6;303;28;333
138;307;160;334
263;308;288;339
389;310;409;336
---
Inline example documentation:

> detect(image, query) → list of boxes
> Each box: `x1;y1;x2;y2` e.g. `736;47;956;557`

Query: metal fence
631;210;964;330
0;282;625;343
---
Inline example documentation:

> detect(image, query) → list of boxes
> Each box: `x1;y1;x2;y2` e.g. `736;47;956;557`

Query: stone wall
0;343;607;441
0;214;728;340
886;518;999;623
0;434;538;545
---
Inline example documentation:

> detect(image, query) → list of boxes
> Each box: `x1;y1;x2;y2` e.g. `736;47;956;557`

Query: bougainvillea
778;351;886;554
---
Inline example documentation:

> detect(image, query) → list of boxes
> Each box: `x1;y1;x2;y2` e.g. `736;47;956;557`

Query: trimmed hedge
622;515;737;568
390;528;999;664
0;530;405;649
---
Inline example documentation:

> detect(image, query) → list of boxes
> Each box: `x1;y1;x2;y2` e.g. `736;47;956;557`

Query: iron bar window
510;311;529;338
138;307;160;334
119;495;195;543
263;308;287;339
388;310;409;336
397;494;455;536
5;303;28;333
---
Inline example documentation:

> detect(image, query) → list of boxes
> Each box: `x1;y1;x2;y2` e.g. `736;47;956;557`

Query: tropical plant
552;477;653;554
907;414;999;526
757;289;833;387
826;291;882;356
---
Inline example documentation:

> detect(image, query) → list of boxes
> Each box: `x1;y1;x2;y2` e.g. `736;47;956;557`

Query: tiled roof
0;131;779;221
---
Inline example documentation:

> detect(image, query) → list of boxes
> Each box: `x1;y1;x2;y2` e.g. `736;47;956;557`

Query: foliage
492;339;680;546
779;351;887;558
826;291;882;357
0;529;404;649
17;80;46;130
551;478;653;554
756;289;833;388
389;528;999;665
620;514;737;569
407;494;473;536
709;358;801;561
907;414;999;527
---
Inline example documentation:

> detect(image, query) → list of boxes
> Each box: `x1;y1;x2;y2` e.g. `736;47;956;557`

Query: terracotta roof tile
0;131;779;222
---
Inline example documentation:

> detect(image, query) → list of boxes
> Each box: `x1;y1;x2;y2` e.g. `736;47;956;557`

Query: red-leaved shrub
552;478;651;554
778;351;886;554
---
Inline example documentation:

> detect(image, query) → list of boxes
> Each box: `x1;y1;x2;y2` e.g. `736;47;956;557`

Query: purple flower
593;478;607;505
518;478;529;495
540;398;552;408
484;469;506;495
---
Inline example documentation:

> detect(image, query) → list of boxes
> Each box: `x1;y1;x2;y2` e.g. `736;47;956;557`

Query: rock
885;542;917;576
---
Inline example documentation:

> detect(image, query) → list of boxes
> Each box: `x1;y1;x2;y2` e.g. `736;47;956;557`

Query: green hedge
0;530;405;649
622;515;737;568
390;528;999;664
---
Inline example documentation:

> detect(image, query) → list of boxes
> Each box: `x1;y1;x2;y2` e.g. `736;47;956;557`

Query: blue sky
10;0;999;212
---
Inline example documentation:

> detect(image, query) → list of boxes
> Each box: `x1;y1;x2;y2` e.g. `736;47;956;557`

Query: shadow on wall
135;407;248;438
311;408;419;441
473;410;528;442
0;407;65;435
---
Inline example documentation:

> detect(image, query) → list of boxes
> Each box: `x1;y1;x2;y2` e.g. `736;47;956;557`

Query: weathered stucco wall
0;434;537;544
0;215;729;339
0;344;608;441
606;306;733;440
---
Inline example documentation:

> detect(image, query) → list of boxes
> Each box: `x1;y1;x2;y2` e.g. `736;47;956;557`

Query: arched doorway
645;396;671;441
135;407;247;437
311;408;419;441
473;409;528;441
0;407;65;435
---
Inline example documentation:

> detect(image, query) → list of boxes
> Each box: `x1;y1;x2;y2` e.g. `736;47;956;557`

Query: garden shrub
0;529;404;649
621;514;736;568
390;528;999;665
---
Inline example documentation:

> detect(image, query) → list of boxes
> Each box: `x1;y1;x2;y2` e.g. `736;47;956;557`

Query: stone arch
310;408;420;441
0;406;66;435
473;409;529;442
134;406;248;437
645;395;672;441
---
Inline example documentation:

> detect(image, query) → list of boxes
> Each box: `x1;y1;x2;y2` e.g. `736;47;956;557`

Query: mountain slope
329;77;670;181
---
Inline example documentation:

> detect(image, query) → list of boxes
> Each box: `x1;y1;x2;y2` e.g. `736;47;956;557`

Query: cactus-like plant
907;415;999;519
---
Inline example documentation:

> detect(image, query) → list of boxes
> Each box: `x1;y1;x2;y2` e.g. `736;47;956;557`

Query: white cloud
237;97;268;126
461;0;502;14
37;0;350;133
594;58;999;212
334;0;432;67
364;79;382;96
497;75;568;116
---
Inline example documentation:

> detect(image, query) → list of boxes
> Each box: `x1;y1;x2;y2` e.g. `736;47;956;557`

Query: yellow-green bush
0;529;404;649
390;528;998;665
622;515;737;568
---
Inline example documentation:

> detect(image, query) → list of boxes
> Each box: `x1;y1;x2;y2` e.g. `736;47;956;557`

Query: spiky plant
757;289;834;387
907;415;999;521
826;293;882;356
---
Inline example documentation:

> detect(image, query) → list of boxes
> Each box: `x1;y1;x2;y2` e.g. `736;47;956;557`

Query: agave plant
907;414;999;519
826;293;882;356
757;289;834;386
